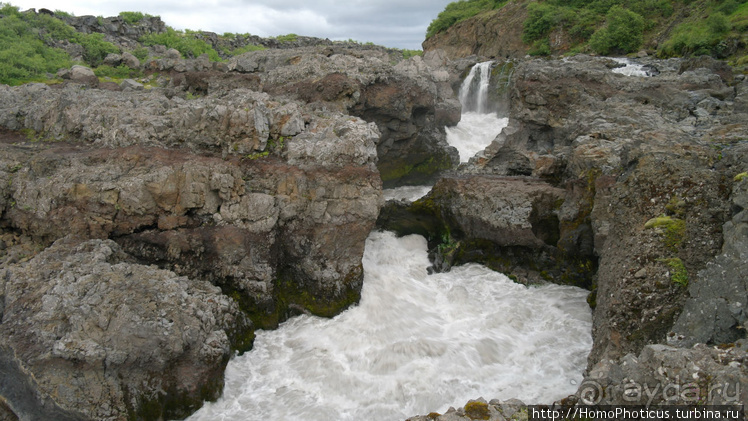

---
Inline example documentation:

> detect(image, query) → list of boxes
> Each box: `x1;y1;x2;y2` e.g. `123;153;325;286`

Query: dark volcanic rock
455;55;748;368
378;174;596;286
669;175;748;347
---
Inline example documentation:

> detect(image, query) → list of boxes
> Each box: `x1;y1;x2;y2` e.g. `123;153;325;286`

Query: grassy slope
426;0;747;64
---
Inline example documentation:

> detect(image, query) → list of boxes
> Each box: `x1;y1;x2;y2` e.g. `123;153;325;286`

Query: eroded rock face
226;47;461;187
0;81;382;418
395;54;747;419
422;3;530;60
0;237;249;420
377;175;594;285
669;177;748;347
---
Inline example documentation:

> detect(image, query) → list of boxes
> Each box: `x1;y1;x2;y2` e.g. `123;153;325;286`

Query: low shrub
140;27;221;61
589;6;645;55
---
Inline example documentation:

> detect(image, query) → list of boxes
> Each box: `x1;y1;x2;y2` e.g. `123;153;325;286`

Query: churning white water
611;58;653;77
446;112;508;163
187;231;592;421
383;185;432;201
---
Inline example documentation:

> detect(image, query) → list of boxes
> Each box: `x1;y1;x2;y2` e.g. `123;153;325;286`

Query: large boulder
377;174;595;286
0;237;250;420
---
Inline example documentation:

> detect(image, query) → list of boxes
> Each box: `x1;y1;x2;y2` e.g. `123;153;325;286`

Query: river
186;61;593;421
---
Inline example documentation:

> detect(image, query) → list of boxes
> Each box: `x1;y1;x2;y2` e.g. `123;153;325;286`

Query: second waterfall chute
448;61;509;163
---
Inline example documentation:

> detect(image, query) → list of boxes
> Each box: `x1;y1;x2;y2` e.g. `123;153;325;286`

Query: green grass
118;11;155;24
426;0;508;39
0;4;73;85
274;33;299;43
222;43;266;56
93;64;142;79
140;27;221;61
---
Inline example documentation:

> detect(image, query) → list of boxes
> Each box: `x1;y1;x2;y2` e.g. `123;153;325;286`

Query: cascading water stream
448;61;509;163
185;61;593;421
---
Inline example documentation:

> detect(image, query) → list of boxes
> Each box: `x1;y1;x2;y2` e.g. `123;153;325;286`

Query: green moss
276;271;362;318
661;257;689;286
644;215;686;252
511;407;529;421
665;196;686;217
244;151;269;160
587;288;597;309
735;172;748;182
464;400;491;420
379;154;453;186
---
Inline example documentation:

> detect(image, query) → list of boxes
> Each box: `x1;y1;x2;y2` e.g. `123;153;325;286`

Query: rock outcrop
0;75;382;417
224;47;461;187
422;4;530;60
456;55;748;368
383;54;747;416
0;237;249;420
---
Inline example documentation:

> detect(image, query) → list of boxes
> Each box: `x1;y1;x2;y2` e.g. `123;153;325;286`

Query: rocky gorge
0;9;747;421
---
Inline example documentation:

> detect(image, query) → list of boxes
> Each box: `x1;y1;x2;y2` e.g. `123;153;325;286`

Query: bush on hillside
140;27;221;61
0;4;72;85
589;5;645;54
118;11;154;24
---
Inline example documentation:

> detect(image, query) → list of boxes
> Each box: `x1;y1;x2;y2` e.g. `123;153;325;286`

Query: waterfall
447;61;509;163
185;60;591;421
458;61;494;114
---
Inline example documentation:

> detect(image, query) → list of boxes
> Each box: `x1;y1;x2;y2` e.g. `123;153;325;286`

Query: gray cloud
11;0;452;49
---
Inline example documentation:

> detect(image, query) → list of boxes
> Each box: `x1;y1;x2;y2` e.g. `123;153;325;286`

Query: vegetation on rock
426;0;508;38
428;0;748;62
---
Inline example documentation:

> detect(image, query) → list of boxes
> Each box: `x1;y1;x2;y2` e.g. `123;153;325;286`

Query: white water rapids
188;232;592;421
185;61;593;421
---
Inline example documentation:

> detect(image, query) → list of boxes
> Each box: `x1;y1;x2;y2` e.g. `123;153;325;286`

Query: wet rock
406;398;529;421
378;174;595;286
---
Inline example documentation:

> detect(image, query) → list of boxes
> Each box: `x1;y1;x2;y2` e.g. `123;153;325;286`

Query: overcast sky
8;0;454;50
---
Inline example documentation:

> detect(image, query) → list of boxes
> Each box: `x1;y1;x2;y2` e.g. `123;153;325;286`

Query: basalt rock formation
382;55;748;415
0;67;382;417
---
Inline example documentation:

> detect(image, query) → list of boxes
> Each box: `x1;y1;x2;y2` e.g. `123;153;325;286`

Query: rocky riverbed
1;11;747;419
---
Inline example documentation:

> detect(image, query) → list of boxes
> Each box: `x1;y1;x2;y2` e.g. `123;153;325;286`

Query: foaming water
187;231;592;421
611;58;652;77
446;112;508;163
383;185;432;201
